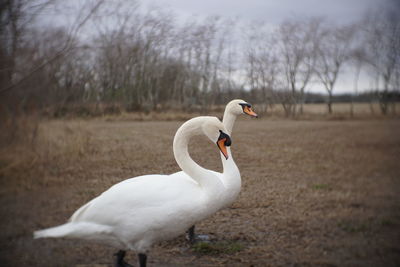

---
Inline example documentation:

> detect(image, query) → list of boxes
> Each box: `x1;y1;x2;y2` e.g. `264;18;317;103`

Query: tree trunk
299;87;305;115
327;91;333;114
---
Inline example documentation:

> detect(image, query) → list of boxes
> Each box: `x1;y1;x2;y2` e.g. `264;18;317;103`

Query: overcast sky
144;0;384;25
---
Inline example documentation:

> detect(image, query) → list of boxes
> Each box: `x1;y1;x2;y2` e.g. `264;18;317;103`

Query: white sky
144;0;382;24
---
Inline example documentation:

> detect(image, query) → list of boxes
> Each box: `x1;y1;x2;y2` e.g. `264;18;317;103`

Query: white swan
219;99;257;206
34;116;232;267
185;99;258;242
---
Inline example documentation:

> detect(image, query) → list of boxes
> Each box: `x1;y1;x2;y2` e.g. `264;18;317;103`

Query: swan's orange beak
217;138;229;160
243;105;258;118
217;130;231;160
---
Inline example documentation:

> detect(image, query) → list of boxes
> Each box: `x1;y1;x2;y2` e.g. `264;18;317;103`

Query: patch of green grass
338;221;368;233
312;184;331;190
192;241;244;255
380;218;396;227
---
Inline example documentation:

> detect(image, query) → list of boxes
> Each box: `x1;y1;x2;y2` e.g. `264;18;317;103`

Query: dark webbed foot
138;253;147;267
186;225;196;244
186;225;210;244
114;250;133;267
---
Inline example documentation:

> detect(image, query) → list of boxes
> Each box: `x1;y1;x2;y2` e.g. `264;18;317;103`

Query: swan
185;99;258;242
218;99;257;206
34;116;232;267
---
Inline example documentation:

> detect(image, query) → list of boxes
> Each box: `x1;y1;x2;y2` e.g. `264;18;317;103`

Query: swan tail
69;199;94;222
34;222;112;239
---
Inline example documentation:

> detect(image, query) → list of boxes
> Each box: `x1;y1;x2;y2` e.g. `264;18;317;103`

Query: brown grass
254;102;400;119
36;102;400;121
0;115;400;266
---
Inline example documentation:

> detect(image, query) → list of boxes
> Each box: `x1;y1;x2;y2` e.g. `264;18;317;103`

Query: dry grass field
255;102;400;119
1;115;400;266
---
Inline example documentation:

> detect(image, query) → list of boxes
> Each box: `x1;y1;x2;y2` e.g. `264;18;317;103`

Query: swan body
36;173;217;251
34;116;231;265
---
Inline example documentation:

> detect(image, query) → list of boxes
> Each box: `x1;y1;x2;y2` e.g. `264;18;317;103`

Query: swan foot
186;225;210;244
114;250;133;267
138;253;147;267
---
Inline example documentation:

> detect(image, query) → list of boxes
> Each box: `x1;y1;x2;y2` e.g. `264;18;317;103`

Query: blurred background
0;0;399;266
1;0;399;120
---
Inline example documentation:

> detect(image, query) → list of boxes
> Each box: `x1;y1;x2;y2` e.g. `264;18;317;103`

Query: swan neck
222;111;236;136
173;119;211;186
221;110;237;170
221;110;240;191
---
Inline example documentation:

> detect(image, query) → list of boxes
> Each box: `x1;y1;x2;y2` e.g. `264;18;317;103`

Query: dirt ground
1;118;399;266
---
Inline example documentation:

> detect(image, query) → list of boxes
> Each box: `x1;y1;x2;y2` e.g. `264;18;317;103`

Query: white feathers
34;116;234;253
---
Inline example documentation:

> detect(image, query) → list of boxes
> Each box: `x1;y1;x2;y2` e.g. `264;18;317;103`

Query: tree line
1;0;399;119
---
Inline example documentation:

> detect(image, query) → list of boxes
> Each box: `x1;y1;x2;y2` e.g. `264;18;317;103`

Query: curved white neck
222;111;237;136
173;117;222;191
220;110;241;204
221;110;238;171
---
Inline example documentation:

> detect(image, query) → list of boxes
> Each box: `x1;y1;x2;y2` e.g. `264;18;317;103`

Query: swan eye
239;103;251;110
239;103;258;118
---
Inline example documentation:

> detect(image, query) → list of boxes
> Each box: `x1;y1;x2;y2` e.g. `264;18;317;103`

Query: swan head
226;99;258;118
201;117;232;160
216;130;231;160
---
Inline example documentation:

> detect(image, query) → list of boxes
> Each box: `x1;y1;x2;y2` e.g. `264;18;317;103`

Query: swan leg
187;225;196;243
114;250;133;267
186;225;210;244
138;253;147;267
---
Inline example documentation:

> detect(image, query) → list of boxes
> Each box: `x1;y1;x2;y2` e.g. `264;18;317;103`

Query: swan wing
69;173;203;226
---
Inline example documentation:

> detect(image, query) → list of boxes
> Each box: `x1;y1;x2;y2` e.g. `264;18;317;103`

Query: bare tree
277;18;321;116
349;46;366;116
0;0;105;96
363;2;400;115
245;24;279;114
4;0;391;120
314;23;355;114
0;0;55;91
0;0;107;125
